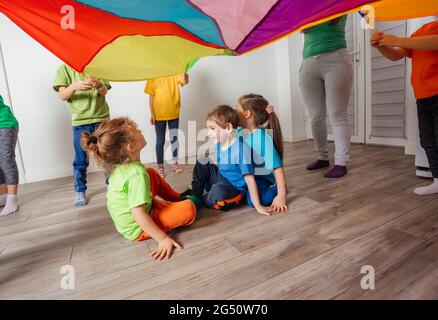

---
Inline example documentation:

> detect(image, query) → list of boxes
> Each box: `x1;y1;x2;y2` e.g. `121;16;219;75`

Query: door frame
364;21;408;147
348;13;366;144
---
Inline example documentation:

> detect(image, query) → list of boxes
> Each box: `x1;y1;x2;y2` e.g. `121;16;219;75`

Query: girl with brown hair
81;117;197;260
236;95;288;213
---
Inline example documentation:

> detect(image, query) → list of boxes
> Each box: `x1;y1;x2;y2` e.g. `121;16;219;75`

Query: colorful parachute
1;0;437;81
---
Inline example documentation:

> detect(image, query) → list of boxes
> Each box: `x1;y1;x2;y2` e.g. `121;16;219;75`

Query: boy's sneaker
74;192;88;206
213;193;243;211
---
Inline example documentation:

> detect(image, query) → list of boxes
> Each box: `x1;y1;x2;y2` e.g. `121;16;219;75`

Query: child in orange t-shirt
371;18;438;195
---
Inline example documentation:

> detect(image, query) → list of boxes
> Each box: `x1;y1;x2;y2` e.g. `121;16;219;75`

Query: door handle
349;45;361;63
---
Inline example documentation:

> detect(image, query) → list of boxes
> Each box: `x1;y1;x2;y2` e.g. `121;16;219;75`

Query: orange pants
135;168;196;241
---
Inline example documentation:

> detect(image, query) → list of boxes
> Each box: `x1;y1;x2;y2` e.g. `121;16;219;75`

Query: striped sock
157;164;165;177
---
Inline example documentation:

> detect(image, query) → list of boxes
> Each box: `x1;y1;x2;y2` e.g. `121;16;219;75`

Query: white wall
288;35;307;142
275;34;307;143
0;13;286;184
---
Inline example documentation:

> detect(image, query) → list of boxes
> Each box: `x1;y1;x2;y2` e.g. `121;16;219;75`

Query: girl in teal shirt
236;94;288;213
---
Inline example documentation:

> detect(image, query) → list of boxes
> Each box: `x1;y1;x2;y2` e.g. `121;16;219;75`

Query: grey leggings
0;127;19;185
299;48;353;166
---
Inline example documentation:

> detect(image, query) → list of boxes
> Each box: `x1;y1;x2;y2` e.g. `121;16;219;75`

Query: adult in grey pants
299;16;353;178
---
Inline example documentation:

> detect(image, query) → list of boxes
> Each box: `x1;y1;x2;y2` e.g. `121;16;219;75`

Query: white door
365;20;408;146
0;40;26;183
341;13;366;144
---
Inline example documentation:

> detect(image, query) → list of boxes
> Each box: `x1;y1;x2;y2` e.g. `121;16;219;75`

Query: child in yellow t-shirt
145;74;188;178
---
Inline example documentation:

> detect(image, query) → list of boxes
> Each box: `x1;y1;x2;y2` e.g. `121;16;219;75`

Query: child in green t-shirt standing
0;95;19;216
53;64;111;206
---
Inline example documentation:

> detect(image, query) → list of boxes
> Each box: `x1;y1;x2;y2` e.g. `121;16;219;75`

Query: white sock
0;194;18;216
414;179;438;196
0;194;7;206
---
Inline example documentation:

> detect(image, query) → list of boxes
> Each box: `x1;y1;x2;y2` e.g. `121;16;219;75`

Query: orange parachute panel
373;0;438;21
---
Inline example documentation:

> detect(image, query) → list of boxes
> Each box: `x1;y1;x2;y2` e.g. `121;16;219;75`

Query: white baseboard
289;136;308;143
405;143;416;156
21;146;201;184
142;145;200;165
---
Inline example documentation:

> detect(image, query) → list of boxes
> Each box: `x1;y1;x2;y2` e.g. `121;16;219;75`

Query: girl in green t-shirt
0;95;19;216
81;117;197;260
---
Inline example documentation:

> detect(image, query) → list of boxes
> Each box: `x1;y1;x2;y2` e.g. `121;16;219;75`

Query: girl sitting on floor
81;117;197;260
236;94;288;213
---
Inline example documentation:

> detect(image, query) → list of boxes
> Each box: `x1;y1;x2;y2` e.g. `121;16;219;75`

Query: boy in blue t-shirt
181;105;273;215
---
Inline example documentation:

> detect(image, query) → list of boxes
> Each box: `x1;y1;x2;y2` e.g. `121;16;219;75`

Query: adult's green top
303;16;348;59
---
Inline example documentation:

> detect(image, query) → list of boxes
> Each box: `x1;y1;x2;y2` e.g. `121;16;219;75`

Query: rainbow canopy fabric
1;0;437;81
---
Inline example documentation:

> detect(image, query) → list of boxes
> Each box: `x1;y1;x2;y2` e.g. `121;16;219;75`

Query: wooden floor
1;141;438;300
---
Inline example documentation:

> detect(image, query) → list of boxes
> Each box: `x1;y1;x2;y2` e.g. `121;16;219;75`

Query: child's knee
183;199;197;220
181;200;197;224
207;184;242;210
209;184;232;200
